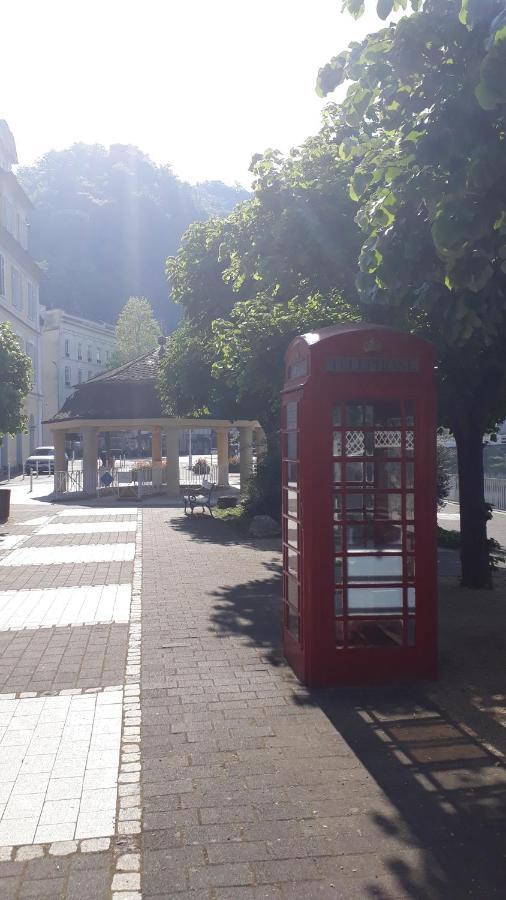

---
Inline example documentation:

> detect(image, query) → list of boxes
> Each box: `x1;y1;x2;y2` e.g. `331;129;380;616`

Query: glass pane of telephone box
286;402;297;430
287;575;299;609
373;431;402;458
345;462;374;486
347;555;402;583
287;605;299;639
372;401;402;427
334;557;344;585
287;432;297;460
374;493;402;520
287;547;298;576
287;489;298;517
332;405;342;426
332;432;342;456
346;493;375;520
287;462;298;488
333;495;342;521
376;461;402;489
347;522;403;551
348;619;403;647
348;587;402;616
286;517;298;549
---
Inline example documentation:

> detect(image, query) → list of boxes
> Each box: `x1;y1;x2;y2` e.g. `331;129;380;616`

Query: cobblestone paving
0;503;141;899
140;508;506;900
0;499;504;898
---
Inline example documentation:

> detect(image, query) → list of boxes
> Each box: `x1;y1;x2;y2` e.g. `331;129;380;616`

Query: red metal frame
281;324;437;687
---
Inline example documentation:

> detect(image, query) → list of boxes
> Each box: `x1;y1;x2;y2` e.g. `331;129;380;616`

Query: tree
159;131;362;442
316;0;506;586
0;323;32;442
113;297;162;365
18;144;249;329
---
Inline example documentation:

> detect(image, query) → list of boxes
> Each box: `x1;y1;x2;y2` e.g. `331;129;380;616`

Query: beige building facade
41;309;116;441
0;121;43;474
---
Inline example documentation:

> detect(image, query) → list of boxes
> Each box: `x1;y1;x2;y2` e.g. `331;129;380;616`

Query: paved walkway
140;509;506;899
0;501;504;898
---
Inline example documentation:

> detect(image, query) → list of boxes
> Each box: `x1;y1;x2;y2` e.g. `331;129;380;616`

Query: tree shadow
207;561;506;898
312;686;506;899
167;509;282;552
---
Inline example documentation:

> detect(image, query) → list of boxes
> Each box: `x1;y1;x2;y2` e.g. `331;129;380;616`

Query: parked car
24;446;67;475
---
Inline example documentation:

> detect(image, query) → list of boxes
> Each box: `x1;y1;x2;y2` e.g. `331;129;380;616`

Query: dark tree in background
18;143;249;331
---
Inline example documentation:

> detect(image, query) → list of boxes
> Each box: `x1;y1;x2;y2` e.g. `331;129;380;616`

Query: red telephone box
282;323;437;686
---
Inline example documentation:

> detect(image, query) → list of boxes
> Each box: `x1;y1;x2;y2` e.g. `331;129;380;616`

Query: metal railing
54;470;83;495
179;463;218;485
448;474;506;511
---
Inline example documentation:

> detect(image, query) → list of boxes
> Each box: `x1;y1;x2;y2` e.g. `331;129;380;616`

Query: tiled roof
85;347;160;384
45;347;164;423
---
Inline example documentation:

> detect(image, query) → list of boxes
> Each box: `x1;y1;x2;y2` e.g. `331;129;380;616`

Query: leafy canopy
159;130;362;430
0;323;32;440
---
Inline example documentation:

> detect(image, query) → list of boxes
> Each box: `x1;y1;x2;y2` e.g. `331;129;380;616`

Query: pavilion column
151;427;163;489
239;425;253;493
164;426;180;497
216;428;229;487
82;427;98;496
52;430;67;494
152;428;162;463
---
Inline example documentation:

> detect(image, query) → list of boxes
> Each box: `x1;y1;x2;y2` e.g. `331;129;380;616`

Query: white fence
448;475;506;510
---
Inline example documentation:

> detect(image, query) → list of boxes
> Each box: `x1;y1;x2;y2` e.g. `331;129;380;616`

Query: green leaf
349;171;369;202
377;0;394;18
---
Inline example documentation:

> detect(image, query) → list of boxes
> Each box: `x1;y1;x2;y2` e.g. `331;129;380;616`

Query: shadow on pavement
204;537;506;898
313;686;506;899
167;509;281;552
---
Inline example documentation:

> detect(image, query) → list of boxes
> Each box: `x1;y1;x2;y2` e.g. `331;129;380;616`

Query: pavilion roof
45;347;164;423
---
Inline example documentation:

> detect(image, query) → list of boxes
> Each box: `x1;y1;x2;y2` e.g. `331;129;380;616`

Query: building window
65;366;71;386
87;345;92;362
64;338;70;358
78;369;83;384
77;342;82;360
96;347;101;364
27;282;36;319
0;255;4;296
11;266;21;309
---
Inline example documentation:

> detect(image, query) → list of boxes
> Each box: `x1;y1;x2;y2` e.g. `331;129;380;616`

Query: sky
1;0;384;187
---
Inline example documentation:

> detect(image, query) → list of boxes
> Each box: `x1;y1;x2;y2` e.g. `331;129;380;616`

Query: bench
183;479;215;516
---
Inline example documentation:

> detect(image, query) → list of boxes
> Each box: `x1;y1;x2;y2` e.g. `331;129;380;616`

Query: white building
41;308;116;440
0;121;43;474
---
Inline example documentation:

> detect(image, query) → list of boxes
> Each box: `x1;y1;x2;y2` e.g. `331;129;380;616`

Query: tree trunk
454;420;491;589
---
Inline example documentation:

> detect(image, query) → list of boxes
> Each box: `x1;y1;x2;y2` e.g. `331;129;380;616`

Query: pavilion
44;344;261;498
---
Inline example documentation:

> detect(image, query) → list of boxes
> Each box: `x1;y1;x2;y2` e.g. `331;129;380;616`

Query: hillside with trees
18;144;249;332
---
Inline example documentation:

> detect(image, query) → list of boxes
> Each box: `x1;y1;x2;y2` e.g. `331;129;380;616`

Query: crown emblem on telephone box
363;337;383;353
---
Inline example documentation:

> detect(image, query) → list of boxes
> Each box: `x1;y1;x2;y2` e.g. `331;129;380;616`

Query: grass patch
438;525;461;549
213;504;246;522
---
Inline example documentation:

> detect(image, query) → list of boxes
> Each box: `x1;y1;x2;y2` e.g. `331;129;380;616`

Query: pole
29;470;33;493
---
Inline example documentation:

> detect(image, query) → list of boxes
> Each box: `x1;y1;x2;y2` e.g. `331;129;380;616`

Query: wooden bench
183;479;215;516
